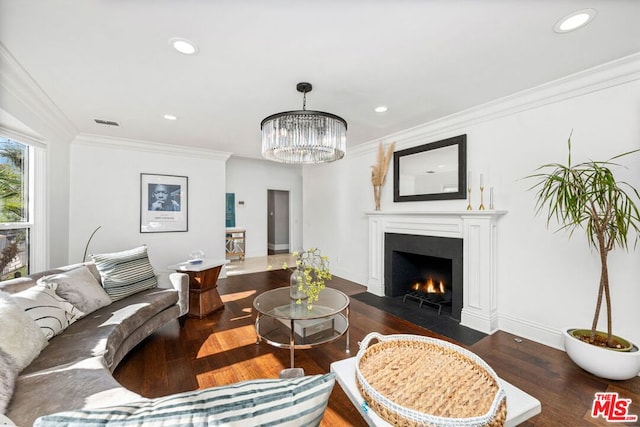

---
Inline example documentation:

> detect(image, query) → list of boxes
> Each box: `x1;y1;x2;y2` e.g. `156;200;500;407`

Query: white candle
490;187;494;209
468;171;472;188
480;173;484;188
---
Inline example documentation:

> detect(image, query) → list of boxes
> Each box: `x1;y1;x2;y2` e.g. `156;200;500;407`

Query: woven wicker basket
356;333;506;427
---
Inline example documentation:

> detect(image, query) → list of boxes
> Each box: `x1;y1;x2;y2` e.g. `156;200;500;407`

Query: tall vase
373;185;382;211
289;270;308;302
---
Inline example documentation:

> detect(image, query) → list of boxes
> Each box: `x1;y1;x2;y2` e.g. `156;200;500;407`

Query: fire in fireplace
413;276;449;299
403;275;453;315
385;233;463;320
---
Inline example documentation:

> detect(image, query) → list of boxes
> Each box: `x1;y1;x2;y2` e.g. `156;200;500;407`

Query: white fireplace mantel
367;210;507;334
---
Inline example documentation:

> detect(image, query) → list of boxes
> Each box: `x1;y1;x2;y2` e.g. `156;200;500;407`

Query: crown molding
0;43;77;142
350;52;640;156
0;124;47;149
73;133;233;161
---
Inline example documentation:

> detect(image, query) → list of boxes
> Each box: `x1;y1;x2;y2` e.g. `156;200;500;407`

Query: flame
420;276;446;294
425;277;436;293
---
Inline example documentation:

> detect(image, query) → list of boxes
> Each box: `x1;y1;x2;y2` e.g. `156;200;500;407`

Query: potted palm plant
527;133;640;380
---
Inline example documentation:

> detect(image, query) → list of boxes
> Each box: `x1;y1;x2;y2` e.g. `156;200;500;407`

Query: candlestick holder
466;187;472;210
478;186;485;210
489;187;494;210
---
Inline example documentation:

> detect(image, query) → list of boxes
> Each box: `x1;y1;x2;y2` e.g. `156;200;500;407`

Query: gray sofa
0;262;189;427
1;259;336;427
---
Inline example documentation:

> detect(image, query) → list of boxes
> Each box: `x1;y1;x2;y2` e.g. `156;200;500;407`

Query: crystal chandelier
261;82;347;164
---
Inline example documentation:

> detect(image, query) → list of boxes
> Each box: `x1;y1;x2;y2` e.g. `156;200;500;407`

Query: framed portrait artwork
140;173;188;233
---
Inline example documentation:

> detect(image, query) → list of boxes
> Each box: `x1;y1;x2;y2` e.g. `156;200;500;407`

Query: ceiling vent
94;119;120;127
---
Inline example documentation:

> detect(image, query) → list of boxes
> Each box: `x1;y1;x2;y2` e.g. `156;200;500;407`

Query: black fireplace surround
384;233;463;320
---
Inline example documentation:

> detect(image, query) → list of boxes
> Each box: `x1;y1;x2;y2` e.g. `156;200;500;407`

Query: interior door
267;190;290;255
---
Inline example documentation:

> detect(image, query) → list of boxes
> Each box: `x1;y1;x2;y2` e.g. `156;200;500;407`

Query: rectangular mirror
393;134;467;202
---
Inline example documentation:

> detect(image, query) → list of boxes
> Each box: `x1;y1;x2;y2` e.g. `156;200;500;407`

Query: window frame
0;136;46;276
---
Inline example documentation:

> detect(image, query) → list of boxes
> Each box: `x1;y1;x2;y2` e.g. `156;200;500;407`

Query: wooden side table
167;259;229;318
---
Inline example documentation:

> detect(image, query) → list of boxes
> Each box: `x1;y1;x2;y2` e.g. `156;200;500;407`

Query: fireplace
367;210;506;334
385;233;463;320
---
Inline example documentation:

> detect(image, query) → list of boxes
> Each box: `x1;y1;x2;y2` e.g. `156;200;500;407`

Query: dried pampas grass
371;142;396;186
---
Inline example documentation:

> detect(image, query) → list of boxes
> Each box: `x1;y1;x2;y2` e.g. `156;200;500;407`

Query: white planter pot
563;328;640;380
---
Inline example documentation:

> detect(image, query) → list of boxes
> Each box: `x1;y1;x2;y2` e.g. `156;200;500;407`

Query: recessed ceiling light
169;37;199;55
163;114;177;120
554;9;596;33
374;106;388;113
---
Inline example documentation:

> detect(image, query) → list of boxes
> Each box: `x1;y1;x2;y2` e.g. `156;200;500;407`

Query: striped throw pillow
91;246;158;301
33;373;336;427
12;283;84;340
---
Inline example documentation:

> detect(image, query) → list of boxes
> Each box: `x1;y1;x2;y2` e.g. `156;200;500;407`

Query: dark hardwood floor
114;271;640;426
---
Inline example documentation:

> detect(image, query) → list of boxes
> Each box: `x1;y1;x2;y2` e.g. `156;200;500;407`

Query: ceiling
1;1;639;160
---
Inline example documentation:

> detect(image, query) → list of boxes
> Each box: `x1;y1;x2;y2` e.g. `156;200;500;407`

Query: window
0;137;30;279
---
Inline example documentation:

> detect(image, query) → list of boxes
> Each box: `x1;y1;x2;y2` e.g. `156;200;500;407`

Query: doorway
267;190;290;255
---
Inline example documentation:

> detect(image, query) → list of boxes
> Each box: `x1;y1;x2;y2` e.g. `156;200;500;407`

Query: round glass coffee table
254;287;350;368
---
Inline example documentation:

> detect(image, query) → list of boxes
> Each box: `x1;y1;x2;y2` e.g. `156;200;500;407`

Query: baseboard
267;248;289;255
498;312;564;351
461;309;499;335
330;267;370;293
498;316;640;377
365;282;385;297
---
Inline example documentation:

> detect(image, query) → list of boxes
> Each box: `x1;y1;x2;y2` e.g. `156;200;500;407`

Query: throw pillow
0;414;16;426
38;266;112;316
33;373;336;426
90;245;158;301
0;291;48;370
0;348;18;414
12;283;84;340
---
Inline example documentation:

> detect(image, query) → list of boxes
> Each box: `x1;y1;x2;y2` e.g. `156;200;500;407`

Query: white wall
69;135;230;271
303;54;640;350
226;156;302;257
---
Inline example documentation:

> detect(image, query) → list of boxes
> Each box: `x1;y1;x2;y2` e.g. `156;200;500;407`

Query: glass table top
253;287;349;320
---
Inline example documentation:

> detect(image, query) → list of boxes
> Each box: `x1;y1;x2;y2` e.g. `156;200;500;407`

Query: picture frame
140;173;188;233
393;134;467;202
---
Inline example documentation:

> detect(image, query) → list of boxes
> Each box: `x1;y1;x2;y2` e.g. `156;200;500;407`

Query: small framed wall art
140;173;188;233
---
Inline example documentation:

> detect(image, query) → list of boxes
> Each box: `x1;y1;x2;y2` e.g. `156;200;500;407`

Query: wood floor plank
114;271;640;426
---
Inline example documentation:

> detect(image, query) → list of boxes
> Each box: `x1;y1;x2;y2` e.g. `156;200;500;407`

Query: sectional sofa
0;246;335;426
